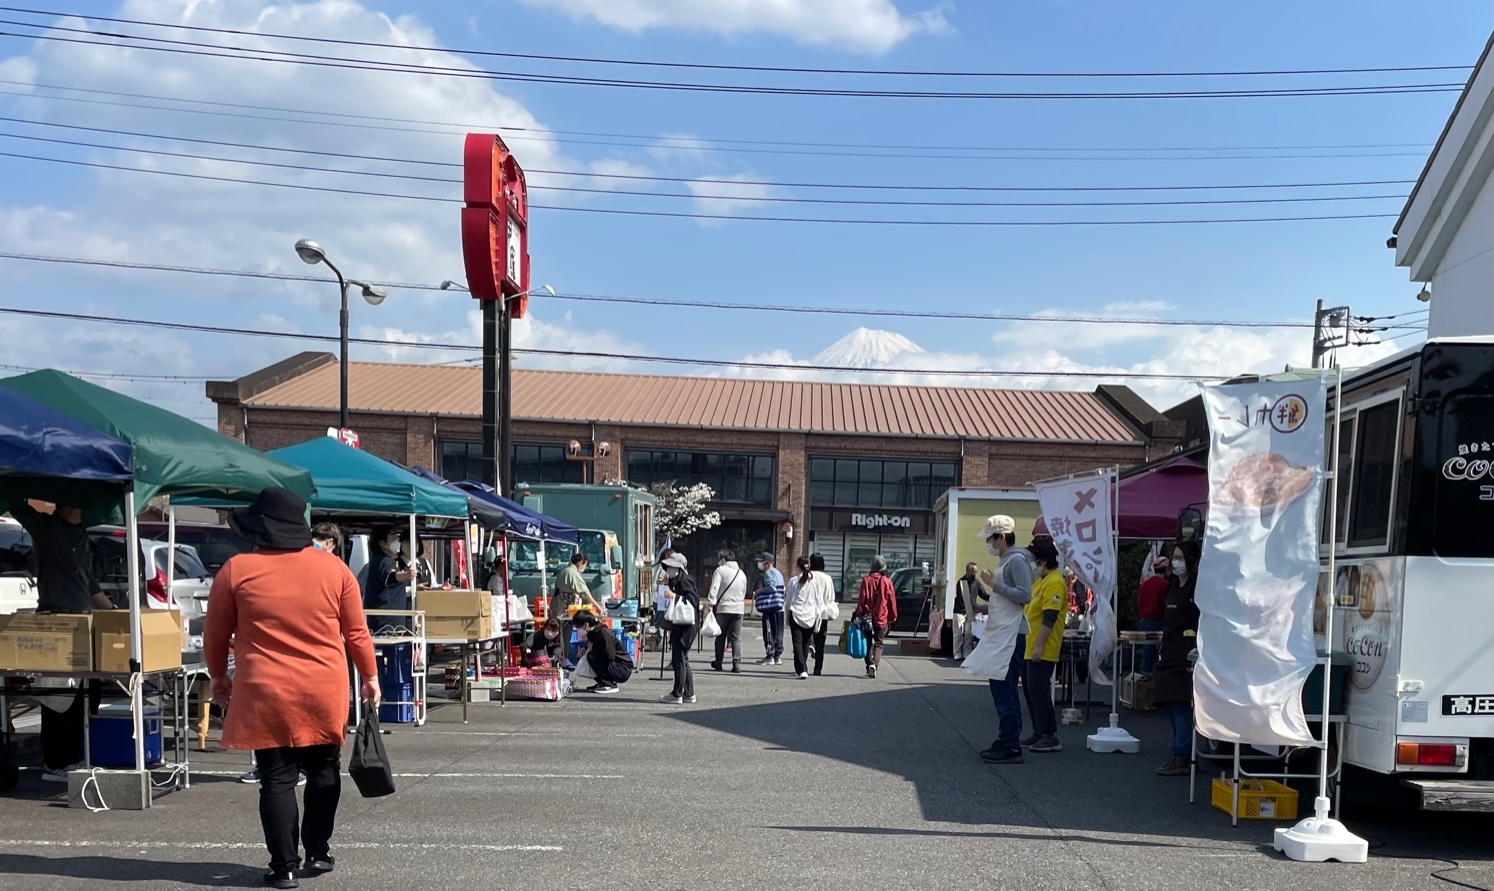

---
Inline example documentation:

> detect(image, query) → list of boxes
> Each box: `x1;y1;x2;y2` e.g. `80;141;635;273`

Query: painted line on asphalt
410;730;663;738
189;769;624;780
0;839;562;852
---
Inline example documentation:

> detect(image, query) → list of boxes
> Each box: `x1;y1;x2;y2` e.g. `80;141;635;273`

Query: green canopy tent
0;370;314;511
266;437;469;519
0;370;317;790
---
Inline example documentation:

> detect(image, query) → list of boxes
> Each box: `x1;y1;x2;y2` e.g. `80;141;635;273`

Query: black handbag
348;707;396;798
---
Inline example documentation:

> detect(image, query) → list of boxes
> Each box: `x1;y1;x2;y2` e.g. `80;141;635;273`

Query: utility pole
1311;299;1326;369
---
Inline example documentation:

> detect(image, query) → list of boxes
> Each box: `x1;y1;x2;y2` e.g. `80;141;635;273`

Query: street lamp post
440;280;553;495
296;240;387;432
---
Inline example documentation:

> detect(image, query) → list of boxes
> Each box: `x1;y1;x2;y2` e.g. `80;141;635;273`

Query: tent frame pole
125;490;146;777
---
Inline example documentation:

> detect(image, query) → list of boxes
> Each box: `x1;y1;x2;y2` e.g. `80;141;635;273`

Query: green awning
268;437;469;519
0;370;315;511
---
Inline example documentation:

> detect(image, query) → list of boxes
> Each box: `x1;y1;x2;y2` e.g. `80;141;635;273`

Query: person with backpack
754;552;786;666
853;556;898;679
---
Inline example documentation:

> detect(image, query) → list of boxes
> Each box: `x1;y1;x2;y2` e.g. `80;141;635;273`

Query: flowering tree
605;479;722;547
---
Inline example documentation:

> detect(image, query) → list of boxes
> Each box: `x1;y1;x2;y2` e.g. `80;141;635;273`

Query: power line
2;6;1471;82
0;80;1440;160
0;130;1412;210
0;362;214;382
0;113;1428;194
0;251;1335;329
0;148;1404;226
0;23;1470;101
0;304;1232;381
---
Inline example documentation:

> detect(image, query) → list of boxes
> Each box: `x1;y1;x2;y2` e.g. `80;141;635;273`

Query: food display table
433;632;510;722
1;665;197;797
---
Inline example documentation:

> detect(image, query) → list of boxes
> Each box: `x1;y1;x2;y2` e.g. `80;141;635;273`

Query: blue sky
0;0;1489;422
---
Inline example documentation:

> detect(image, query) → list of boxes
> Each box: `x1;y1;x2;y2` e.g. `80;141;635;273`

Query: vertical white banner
1035;471;1118;685
1197;377;1327;746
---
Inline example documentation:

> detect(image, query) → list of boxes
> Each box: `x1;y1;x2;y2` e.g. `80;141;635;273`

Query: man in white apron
959;515;1033;765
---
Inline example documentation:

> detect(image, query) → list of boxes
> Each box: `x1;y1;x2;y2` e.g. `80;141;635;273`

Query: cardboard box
1121;672;1156;711
93;610;183;674
0;613;93;671
419;590;494;641
899;639;931;656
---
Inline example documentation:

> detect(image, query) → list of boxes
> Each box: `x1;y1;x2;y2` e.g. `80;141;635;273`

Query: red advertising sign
326;427;361;449
460;133;531;316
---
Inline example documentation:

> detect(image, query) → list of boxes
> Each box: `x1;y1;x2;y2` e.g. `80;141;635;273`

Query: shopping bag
838;620;852;655
846;623;869;660
701;612;722;638
971;614;988;640
665;595;696;626
348;708;396;799
572;657;597;680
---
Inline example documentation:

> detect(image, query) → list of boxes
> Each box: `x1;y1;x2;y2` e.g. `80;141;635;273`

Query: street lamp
437;280;554;494
295;239;387;431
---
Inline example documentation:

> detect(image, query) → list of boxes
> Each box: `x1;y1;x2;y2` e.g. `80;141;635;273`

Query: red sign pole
460;134;529;495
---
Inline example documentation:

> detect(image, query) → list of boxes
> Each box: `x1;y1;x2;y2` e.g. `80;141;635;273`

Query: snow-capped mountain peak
813;328;926;368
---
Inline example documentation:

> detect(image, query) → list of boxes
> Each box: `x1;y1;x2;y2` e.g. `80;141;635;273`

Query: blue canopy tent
451;481;578;544
0;387;135;791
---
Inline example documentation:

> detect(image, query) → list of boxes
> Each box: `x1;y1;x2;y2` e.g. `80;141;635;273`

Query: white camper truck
1320;337;1494;811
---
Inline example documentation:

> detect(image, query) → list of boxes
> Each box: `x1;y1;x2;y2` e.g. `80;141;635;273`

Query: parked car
89;527;212;639
0;520;36;614
889;565;934;635
136;521;252;574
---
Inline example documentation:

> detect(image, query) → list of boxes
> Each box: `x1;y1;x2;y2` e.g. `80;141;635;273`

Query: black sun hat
229;487;312;551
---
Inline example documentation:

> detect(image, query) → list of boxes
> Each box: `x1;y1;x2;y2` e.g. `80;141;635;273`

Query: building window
439;440;587;485
624;450;774;505
809;457;959;510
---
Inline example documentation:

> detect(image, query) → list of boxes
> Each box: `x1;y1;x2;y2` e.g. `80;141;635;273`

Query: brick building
209;352;1183;596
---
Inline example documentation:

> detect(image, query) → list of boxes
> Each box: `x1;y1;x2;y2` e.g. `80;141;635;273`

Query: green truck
515;484;658;616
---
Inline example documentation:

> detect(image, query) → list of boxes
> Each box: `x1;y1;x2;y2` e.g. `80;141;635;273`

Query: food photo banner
1035;470;1118;685
1197;377;1328;746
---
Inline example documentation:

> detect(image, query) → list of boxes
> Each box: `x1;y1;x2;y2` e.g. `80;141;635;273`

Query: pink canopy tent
1032;456;1206;541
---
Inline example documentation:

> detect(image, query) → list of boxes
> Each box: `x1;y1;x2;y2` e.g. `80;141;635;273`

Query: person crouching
573;611;634;694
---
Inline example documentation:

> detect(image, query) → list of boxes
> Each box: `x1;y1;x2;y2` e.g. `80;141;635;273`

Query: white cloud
685;173;777;221
521;0;951;53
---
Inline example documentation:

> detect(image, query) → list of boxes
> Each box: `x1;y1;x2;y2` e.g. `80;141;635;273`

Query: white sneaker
684;695;697;703
41;762;84;783
797;672;809;680
659;694;683;705
755;657;772;665
772;658;783;666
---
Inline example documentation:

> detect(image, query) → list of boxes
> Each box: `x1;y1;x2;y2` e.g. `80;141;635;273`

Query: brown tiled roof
238;361;1143;444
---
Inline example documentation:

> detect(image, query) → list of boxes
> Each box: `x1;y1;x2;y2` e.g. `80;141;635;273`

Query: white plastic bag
701;612;722;638
665;595;696;626
572;657;597;681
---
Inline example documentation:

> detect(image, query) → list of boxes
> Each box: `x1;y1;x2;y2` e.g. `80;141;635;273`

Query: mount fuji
813;328;926;368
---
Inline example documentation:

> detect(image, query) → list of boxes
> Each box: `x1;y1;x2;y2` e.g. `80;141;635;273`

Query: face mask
757;563;767;572
666;567;681;580
1172;559;1188;576
987;545;1002;557
545;631;558;641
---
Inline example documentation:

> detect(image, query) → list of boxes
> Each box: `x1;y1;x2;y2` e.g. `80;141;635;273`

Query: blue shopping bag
846;622;869;660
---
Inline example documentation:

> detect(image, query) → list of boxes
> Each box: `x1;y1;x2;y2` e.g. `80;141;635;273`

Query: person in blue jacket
754;552;786;667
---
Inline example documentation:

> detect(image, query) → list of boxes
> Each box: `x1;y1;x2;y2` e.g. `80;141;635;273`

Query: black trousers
256;744;342;874
668;624;697;698
789;619;817;676
812;621;828;675
585;649;634;686
40;684;98;770
1023;659;1059;738
712;613;743;668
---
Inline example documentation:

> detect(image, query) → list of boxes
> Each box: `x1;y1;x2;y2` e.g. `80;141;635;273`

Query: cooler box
380;683;416;724
377;643;414;687
89;702;163;768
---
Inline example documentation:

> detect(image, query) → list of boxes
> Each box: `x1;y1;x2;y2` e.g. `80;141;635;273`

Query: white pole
1317;368;1344;813
166;501;176;594
125;490;145;775
409;514;418;614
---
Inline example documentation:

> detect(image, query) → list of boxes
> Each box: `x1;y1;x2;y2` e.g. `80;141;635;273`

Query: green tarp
267;437;469;518
0;370;315;511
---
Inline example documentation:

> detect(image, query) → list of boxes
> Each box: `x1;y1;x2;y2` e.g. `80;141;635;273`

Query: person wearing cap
1136;554;1171;674
205;488;379;889
753;552;786;666
853;555;898;678
657;552;700;704
971;514;1033;765
707;550;747;673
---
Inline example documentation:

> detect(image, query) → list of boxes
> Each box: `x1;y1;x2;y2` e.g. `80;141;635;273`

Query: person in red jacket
1136;555;1171;673
854;555;898;679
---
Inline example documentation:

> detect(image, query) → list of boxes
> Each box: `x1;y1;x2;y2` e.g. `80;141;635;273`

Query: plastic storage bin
89;703;163;768
379;683;416;724
1211;778;1299;820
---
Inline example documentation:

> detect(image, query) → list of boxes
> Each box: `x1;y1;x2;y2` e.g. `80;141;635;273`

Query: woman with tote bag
786;556;821;679
658;553;701;705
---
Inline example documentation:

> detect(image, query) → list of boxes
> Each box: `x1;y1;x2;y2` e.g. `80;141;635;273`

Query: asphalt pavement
1;626;1490;890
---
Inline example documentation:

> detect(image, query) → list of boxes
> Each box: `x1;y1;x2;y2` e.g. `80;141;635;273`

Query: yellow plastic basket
1211;778;1299;821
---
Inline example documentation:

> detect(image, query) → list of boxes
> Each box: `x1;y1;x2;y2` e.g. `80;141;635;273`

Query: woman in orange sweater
205;488;379;890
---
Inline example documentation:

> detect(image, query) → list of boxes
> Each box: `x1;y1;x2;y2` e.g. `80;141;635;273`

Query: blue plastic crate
379;683;416;724
89;703;162;768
